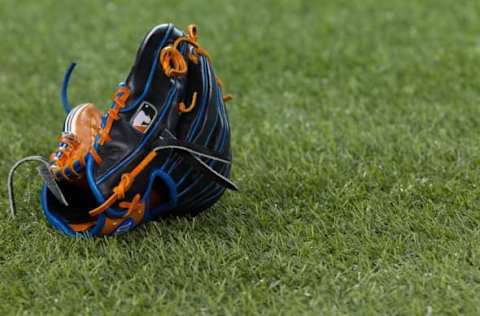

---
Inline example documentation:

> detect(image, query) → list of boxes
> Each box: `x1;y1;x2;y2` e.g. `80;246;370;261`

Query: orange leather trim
50;103;102;178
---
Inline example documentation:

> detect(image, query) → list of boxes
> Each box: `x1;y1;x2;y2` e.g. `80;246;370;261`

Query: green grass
1;0;480;314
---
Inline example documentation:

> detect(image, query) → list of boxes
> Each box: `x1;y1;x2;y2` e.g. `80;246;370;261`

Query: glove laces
97;86;131;146
160;24;232;113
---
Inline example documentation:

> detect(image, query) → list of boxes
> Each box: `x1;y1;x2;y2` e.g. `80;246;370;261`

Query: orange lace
119;194;145;217
51;133;81;178
216;78;233;102
89;151;157;217
97;86;130;146
50;132;102;179
178;92;198;113
70;194;144;233
160;24;231;113
160;25;209;77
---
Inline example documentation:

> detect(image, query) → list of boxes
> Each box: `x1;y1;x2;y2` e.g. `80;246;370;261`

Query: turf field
1;0;480;314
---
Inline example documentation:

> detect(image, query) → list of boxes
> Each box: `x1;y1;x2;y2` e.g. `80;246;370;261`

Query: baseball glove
8;23;237;236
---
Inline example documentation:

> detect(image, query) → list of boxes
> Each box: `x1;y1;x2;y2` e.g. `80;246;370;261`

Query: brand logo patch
130;101;157;133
